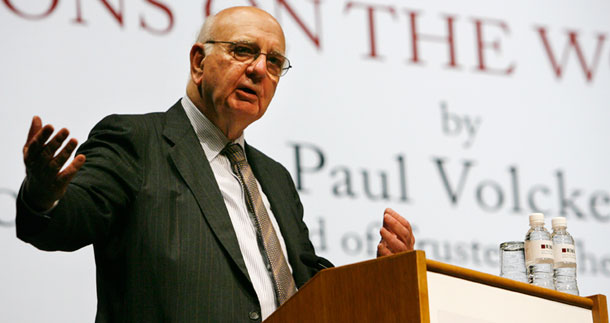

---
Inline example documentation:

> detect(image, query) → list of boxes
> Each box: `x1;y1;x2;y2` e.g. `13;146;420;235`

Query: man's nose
246;54;268;79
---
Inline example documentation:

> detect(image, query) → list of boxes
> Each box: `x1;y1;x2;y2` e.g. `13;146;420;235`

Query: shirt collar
181;95;246;162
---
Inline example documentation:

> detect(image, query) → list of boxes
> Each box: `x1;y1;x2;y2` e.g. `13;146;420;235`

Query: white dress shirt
181;95;293;320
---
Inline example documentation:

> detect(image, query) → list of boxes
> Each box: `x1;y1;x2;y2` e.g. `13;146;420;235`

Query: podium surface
265;250;608;323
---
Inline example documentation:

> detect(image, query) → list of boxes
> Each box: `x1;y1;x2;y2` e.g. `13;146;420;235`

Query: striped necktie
222;143;297;305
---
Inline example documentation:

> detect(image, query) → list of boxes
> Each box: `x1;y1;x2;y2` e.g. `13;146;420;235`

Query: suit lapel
162;102;251;283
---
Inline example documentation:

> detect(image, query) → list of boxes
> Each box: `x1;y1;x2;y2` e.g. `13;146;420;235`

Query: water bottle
524;213;554;289
551;217;579;295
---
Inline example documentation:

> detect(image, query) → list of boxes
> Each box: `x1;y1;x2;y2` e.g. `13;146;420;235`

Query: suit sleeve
16;115;144;251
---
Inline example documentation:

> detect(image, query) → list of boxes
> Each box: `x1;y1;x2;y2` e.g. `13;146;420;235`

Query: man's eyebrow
233;40;284;55
267;49;285;56
233;40;257;46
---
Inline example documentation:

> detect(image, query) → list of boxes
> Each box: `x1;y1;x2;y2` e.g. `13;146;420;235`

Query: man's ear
190;43;206;85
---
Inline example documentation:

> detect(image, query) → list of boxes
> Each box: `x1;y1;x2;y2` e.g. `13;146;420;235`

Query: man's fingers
49;138;78;172
383;213;412;245
40;128;70;160
26;116;42;145
377;241;392;257
379;226;396;242
380;227;407;253
384;208;415;249
24;124;55;162
385;208;413;232
57;154;86;186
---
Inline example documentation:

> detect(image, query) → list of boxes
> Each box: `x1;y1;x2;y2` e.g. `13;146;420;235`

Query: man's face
200;9;286;133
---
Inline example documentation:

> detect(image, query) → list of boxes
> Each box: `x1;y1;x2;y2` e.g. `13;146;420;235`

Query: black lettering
509;166;522;213
330;167;356;198
556;170;585;218
417;239;440;259
441;101;461;136
396;154;410;202
309;217;327;251
433;158;474;205
362;170;389;200
289;142;325;193
527;185;551;214
600;257;610;277
341;232;362;256
366;221;381;256
484;246;498;267
471;242;481;265
590;191;610;222
454;243;468;264
476;180;504;211
576;240;597;275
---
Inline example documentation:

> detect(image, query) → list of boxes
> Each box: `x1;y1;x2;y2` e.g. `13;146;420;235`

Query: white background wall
1;0;609;321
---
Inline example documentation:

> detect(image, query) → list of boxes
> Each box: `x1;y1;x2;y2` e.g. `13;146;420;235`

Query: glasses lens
221;41;290;77
266;54;286;77
232;44;258;61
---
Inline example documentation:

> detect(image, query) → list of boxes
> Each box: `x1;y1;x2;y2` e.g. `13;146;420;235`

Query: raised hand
377;208;415;257
22;116;86;212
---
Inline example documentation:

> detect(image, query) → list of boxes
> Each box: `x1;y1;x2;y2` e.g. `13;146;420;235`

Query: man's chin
226;101;265;122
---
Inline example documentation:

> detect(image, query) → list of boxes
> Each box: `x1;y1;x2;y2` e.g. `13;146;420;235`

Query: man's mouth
235;86;258;101
237;86;257;95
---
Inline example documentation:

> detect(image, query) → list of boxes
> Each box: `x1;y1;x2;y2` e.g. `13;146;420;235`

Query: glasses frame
204;40;292;77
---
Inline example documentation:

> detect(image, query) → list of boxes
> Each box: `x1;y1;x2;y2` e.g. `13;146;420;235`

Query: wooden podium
265;251;608;323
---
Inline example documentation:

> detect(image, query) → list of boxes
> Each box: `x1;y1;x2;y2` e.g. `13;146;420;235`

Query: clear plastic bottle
524;213;554;289
551;217;579;295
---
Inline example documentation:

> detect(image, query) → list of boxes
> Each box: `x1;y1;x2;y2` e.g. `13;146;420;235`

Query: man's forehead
211;8;285;50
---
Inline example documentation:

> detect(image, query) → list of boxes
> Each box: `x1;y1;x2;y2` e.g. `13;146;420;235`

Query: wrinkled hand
377;208;415;257
22;116;85;211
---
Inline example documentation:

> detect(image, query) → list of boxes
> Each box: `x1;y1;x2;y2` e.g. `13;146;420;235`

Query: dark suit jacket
17;101;318;322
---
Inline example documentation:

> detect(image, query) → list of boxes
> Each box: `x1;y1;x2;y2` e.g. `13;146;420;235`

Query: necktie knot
222;143;246;165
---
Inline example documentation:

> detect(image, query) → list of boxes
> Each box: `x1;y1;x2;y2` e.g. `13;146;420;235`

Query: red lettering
100;0;124;25
274;0;321;50
140;0;174;35
473;18;514;75
74;0;84;24
536;27;606;82
73;0;124;26
3;0;58;20
405;11;458;68
344;2;397;59
204;0;258;17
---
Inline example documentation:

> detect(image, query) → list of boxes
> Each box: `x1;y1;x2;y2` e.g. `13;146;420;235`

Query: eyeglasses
205;40;292;77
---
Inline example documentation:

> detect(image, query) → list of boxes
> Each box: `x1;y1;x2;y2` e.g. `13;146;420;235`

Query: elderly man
18;6;414;322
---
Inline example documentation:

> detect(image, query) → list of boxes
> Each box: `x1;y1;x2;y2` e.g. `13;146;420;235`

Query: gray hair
197;15;216;55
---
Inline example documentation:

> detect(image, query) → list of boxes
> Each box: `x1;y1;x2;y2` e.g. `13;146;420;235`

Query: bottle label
553;243;576;265
525;240;554;266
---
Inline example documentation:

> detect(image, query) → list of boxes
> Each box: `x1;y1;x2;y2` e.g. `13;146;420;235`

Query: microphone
300;253;335;271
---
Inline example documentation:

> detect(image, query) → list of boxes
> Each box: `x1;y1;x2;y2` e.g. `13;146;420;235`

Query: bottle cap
552;217;567;229
529;213;545;226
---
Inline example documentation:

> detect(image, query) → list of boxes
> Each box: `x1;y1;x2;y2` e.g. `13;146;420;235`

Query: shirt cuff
18;181;59;218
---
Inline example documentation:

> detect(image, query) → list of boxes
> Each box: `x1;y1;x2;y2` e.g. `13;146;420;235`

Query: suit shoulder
246;144;296;187
91;100;183;137
88;106;180;145
94;111;164;132
246;145;285;168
